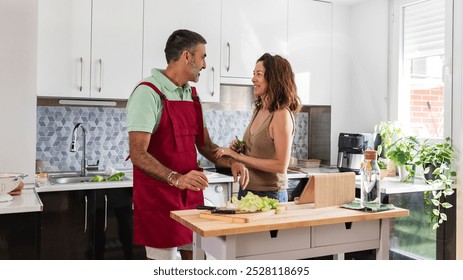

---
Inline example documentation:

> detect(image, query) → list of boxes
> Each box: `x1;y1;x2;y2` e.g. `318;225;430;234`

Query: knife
196;205;217;210
211;208;236;214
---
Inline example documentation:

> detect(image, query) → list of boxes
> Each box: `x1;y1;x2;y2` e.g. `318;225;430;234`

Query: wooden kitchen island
171;203;409;260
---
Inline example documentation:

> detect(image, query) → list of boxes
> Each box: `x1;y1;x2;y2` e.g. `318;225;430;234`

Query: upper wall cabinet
288;0;332;105
37;0;143;100
143;0;221;102
221;0;288;84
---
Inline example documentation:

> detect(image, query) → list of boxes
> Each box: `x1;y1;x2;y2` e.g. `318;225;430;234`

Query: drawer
311;220;380;247
236;227;311;257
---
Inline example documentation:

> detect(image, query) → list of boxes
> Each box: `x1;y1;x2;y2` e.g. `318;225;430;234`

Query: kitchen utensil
294;172;355;208
211;209;236;214
0;173;27;202
199;209;279;223
196;205;237;214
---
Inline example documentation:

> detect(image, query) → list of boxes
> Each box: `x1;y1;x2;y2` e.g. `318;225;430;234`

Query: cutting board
295;172;355;208
199;207;286;223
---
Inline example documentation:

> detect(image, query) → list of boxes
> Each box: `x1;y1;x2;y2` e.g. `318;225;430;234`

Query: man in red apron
127;29;249;260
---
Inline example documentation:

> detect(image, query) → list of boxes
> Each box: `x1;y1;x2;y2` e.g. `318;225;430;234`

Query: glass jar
289;143;299;167
360;150;381;209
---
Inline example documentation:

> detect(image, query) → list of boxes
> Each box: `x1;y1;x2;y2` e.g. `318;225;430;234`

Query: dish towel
341;200;395;212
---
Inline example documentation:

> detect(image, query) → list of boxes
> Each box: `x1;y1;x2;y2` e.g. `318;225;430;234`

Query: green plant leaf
432;223;439;230
440;213;448;221
432;209;440;216
443;188;454;196
441;202;453;209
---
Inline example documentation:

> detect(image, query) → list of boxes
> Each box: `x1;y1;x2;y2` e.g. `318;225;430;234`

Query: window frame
388;0;453;142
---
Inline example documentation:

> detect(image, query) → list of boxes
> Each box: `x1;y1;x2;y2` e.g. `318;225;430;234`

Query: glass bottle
360;150;381;209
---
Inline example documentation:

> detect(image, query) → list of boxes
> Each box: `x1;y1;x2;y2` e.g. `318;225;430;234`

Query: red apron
132;82;204;248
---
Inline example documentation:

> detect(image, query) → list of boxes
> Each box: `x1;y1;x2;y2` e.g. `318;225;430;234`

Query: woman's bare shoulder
273;108;292;119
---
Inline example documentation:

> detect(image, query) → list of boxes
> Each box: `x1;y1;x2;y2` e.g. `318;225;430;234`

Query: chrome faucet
70;123;98;176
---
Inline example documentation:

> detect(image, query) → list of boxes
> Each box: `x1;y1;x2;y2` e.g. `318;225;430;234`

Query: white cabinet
288;0;332;105
221;0;288;84
143;0;221;102
37;0;143;100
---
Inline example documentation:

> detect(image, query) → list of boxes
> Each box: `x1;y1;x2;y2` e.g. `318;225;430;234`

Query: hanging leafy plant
419;137;457;230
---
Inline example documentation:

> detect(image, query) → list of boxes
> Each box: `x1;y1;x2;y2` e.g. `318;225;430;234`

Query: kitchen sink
48;172;130;185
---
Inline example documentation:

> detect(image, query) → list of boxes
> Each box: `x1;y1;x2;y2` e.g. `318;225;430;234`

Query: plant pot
380;169;388;180
385;159;397;177
423;163;437;182
398;164;416;182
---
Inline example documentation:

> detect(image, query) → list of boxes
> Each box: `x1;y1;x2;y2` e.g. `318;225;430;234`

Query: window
390;0;453;140
389;0;455;260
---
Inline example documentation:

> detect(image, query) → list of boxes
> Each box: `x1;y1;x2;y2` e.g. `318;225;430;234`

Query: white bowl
0;173;26;202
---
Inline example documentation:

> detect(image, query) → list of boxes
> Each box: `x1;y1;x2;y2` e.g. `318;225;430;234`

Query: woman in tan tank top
215;53;301;201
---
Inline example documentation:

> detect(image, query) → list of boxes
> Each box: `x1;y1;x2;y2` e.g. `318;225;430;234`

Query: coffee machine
337;133;370;174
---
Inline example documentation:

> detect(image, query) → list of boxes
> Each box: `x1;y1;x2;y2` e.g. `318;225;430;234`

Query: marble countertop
36;169;235;193
1;169;236;215
0;184;43;215
3;167;435;215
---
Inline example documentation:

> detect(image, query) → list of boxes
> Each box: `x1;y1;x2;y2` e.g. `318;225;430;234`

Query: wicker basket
299;159;321;168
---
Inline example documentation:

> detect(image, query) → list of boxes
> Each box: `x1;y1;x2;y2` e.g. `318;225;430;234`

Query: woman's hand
229;139;240;152
230;136;246;154
214;147;238;159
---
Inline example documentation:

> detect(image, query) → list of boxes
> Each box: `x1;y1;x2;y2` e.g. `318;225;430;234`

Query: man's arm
197;128;249;188
129;131;208;191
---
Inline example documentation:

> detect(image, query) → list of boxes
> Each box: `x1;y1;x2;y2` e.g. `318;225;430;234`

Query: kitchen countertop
171;202;409;238
0;184;43;215
367;176;450;195
3;167;435;215
36;169;235;193
2;169;235;215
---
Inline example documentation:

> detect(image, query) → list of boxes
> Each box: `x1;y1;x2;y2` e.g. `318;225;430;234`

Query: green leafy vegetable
89;172;125;182
107;172;125;181
229;192;279;212
90;175;105;182
234;135;246;153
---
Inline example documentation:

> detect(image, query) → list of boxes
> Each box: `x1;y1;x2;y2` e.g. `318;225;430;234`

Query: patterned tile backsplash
36;106;308;172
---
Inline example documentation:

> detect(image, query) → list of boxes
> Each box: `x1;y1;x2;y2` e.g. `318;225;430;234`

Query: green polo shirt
127;68;204;133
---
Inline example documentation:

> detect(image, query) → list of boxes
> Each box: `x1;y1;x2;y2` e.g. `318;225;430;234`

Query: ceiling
329;0;369;6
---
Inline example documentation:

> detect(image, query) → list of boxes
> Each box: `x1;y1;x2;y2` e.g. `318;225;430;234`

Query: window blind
403;0;445;59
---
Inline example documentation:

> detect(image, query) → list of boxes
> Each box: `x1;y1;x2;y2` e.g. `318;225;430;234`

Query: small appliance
337;133;371;174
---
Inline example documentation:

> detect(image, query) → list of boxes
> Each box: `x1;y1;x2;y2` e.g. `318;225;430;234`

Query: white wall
331;4;352;165
330;0;389;165
452;0;463;261
0;0;37;183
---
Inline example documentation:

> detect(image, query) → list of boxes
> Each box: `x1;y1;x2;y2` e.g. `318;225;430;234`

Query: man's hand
230;160;249;189
176;170;209;191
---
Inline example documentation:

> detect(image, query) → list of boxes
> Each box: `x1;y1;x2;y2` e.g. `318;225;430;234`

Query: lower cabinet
0;212;40;260
39;187;145;260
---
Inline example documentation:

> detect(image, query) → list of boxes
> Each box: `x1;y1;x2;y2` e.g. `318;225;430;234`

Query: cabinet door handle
211;66;215;97
84;195;88;233
98;59;103;92
104;195;108;232
79;57;84;91
226;42;231;72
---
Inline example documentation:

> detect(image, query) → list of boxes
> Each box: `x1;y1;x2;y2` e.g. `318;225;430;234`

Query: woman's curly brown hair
253;53;301;114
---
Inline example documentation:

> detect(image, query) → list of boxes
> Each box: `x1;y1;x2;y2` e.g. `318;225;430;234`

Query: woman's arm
216;109;293;174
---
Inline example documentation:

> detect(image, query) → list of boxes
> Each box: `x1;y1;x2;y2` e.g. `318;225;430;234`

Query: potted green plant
377;160;388;180
416;137;456;230
386;135;420;182
417;137;455;181
374;121;403;158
